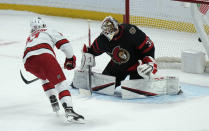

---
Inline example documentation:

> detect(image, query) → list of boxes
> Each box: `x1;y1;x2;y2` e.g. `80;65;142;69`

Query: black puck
198;37;202;42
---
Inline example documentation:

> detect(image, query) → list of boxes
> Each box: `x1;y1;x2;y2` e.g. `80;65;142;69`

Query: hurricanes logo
111;46;130;64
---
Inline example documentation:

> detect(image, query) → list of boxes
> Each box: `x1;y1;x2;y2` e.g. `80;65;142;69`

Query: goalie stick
20;70;39;84
87;19;93;95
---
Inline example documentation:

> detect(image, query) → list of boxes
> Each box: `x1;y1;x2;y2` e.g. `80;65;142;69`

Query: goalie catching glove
80;44;95;71
64;55;76;70
137;56;157;79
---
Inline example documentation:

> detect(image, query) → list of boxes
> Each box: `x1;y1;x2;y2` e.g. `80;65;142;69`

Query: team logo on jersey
146;37;153;47
111;46;130;64
129;27;136;35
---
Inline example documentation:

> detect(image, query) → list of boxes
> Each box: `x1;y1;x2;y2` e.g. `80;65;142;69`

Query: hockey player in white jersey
23;17;84;123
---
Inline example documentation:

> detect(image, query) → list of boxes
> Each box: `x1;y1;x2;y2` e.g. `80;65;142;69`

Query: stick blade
20;70;39;84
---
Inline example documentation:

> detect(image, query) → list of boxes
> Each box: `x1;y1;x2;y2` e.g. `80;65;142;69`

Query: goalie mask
101;16;119;41
30;17;46;32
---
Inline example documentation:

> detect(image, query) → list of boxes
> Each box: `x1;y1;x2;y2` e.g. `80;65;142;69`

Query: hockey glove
80;44;95;71
80;53;95;71
137;60;153;79
64;55;76;70
82;44;88;53
137;56;157;79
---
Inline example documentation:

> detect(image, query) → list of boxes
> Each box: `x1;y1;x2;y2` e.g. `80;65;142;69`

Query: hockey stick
87;19;93;95
20;70;39;84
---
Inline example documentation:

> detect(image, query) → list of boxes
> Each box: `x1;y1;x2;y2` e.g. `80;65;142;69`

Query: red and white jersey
23;28;73;64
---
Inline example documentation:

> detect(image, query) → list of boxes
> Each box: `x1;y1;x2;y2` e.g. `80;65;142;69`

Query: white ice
0;10;209;131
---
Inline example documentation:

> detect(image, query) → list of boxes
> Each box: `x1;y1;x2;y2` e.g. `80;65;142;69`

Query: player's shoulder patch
129;26;136;35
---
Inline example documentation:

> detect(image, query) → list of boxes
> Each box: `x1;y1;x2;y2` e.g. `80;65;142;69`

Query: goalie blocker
72;70;182;99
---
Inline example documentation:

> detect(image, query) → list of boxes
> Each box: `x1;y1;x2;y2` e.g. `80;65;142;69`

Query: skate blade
55;111;60;117
66;117;85;124
177;89;183;95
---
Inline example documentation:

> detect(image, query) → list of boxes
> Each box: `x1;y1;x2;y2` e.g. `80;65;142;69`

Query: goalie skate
65;107;85;124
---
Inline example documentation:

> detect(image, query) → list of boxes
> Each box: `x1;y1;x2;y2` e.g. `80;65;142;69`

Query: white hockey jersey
23;28;73;64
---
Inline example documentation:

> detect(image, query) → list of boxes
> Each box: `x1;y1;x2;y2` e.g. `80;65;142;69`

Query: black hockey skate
63;103;85;124
70;82;77;89
177;89;183;95
49;95;60;113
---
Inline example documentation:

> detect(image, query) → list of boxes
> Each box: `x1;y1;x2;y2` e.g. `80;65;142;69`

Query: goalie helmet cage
124;0;209;70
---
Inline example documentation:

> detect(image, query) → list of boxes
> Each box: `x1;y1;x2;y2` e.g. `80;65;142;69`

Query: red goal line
173;0;209;4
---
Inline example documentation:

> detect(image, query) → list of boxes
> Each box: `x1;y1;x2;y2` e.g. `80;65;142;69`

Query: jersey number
26;32;40;44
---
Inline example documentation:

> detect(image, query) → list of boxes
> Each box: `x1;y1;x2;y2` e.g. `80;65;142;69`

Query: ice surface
0;10;209;131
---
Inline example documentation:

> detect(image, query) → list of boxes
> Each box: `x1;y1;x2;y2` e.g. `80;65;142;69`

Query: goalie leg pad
72;70;89;90
121;76;181;99
91;72;116;96
73;70;116;96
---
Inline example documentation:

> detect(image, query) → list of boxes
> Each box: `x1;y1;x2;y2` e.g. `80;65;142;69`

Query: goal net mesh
128;0;209;69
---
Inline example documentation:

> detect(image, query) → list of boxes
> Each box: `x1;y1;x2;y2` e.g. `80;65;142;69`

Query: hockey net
126;0;209;70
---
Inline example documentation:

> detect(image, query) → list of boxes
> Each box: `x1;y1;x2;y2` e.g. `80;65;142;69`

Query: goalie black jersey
88;23;155;71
